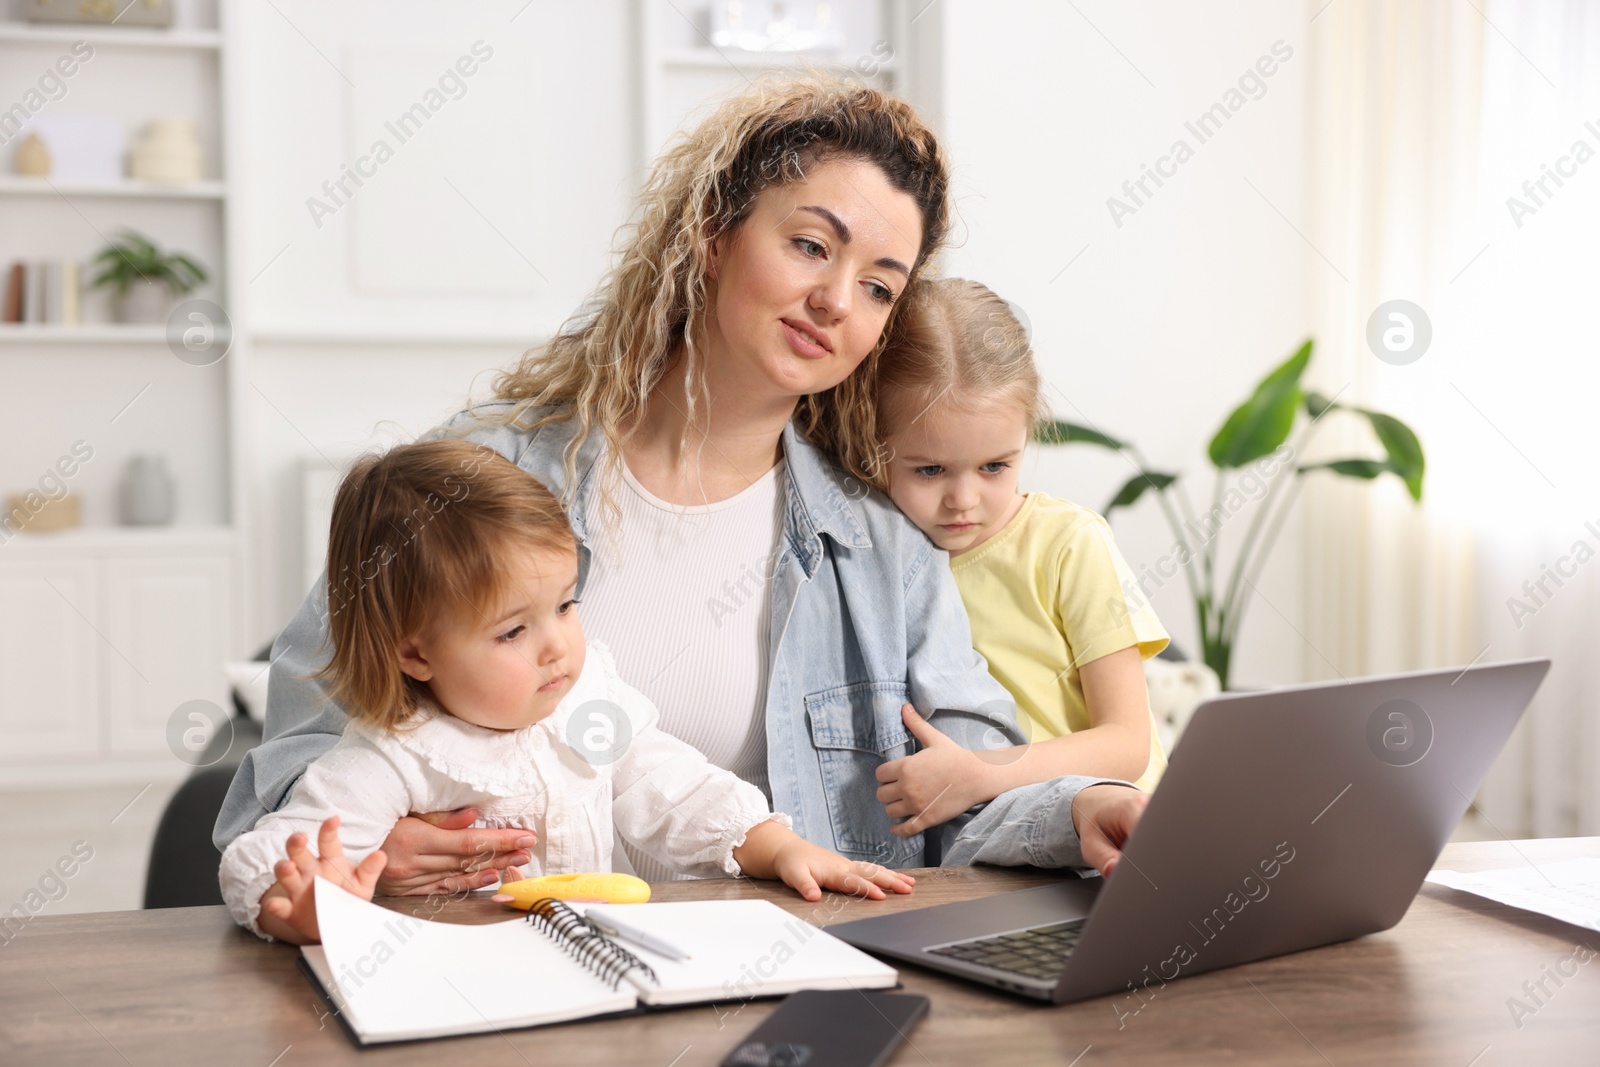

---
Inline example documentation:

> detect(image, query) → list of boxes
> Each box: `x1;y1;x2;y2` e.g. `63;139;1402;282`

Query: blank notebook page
583;899;898;1006
308;877;635;1043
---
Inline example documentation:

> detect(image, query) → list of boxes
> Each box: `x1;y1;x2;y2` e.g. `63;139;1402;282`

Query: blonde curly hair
489;71;951;502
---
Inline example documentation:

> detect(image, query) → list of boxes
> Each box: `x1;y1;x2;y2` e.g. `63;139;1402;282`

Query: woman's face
704;156;923;402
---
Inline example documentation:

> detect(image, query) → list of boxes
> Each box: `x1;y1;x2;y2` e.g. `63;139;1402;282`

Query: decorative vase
129;118;202;183
119;455;175;526
15;132;51;177
113;278;174;324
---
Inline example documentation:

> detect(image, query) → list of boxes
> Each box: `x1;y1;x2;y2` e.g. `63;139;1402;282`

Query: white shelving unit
657;47;901;72
0;323;168;343
0;175;226;198
636;0;921;172
0;3;247;789
0;525;236;788
0;22;220;50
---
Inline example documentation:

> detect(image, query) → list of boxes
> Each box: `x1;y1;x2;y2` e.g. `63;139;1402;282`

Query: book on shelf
3;263;19;323
2;259;82;326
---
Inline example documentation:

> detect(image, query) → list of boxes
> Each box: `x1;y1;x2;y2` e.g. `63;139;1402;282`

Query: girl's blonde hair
488;71;950;497
871;277;1044;490
318;438;575;732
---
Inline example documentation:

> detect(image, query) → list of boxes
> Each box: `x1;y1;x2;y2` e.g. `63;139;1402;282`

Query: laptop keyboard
926;920;1084;981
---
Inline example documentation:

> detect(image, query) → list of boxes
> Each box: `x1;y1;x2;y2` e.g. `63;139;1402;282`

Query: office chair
142;653;266;910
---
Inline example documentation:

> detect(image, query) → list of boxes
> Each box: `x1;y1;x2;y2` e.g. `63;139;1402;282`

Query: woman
216;74;1145;894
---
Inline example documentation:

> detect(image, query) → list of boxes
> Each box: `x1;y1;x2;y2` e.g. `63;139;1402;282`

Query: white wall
930;0;1310;684
232;1;637;642
233;0;637;337
231;0;1316;685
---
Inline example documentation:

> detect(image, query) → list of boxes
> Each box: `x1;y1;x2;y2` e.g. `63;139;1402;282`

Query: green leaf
169;253;208;284
88;258;136;293
83;229;210;296
117;231;157;264
1298;457;1423;500
1299;390;1426;500
1303;390;1340;419
1208;339;1314;469
1033;419;1125;450
1365;412;1425;501
1105;471;1177;514
1300;459;1396;480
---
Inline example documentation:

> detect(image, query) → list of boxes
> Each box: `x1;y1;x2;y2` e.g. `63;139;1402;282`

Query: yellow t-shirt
949;492;1171;791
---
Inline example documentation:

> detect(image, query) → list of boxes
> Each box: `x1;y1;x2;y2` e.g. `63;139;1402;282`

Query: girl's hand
875;705;988;835
1072;784;1150;879
732;820;915;902
770;837;916;902
257;815;388;945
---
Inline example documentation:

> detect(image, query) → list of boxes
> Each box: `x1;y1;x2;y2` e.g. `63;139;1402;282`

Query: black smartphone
720;990;930;1067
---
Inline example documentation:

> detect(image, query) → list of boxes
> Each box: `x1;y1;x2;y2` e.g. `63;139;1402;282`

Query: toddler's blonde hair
318;438;576;732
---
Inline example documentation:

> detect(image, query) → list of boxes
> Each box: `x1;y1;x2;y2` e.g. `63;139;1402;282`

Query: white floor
0;782;183;917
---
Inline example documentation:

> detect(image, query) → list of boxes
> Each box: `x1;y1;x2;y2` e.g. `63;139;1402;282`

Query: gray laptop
830;658;1550;1005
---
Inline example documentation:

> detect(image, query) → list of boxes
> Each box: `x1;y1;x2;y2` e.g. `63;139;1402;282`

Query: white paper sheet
578;899;898;1006
1425;857;1600;934
309;876;636;1043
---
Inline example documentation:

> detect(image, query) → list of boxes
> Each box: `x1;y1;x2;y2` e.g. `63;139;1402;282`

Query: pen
586;910;692;962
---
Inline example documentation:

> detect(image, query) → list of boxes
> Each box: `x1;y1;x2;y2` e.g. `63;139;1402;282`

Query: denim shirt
214;403;1111;869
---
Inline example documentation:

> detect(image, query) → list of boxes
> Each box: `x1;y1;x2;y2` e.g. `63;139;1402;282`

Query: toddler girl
871;278;1170;836
220;438;911;944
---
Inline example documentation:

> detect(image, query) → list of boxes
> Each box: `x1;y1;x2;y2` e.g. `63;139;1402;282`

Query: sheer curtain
1461;1;1600;837
1301;0;1600;836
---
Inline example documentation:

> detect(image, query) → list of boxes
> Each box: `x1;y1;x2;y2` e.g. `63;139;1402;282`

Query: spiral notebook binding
524;897;660;990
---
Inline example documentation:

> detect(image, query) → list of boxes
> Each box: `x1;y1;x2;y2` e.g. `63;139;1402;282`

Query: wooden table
3;838;1597;1065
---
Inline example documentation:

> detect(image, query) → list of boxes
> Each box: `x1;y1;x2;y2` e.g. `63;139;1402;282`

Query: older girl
870;279;1171;835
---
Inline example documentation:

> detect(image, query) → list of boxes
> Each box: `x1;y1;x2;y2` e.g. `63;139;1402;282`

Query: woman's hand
875;705;988;835
257;815;387;945
375;807;534;896
733;820;915;902
1071;784;1149;878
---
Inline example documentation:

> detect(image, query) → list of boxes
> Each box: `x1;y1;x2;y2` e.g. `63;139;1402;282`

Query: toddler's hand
876;705;986;835
258;815;388;945
769;837;915;902
733;820;915;902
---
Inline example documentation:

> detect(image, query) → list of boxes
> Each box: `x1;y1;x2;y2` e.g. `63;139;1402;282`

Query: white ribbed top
578;456;785;881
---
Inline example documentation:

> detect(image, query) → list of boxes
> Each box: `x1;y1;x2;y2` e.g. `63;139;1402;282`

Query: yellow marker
495;872;651;909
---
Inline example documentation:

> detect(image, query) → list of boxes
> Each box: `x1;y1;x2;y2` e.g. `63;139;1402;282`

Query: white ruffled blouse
219;641;784;940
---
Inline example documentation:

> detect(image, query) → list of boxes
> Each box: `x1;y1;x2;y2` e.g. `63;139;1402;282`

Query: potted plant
88;230;208;324
1037;339;1425;689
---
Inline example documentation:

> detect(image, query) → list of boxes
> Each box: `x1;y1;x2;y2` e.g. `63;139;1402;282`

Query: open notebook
298;876;898;1045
